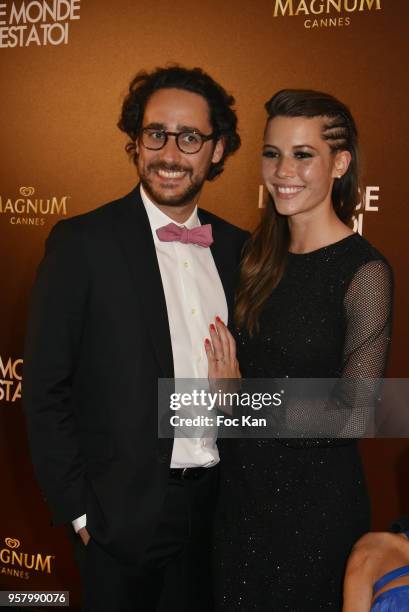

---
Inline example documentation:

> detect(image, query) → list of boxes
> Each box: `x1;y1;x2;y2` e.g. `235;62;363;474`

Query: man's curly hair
117;65;241;181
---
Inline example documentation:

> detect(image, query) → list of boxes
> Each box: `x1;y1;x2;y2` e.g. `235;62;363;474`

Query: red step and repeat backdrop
0;0;407;606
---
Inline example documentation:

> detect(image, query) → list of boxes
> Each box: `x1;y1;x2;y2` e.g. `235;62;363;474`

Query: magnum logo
0;356;22;403
0;186;69;226
19;186;35;197
273;0;382;28
0;537;55;580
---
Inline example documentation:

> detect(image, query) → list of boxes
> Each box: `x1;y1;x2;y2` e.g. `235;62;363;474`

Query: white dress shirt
73;185;227;532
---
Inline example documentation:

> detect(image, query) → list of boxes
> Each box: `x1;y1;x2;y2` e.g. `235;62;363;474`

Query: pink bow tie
156;223;213;248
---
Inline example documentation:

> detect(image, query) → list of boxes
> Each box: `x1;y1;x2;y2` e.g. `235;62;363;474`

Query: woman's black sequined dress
213;234;393;611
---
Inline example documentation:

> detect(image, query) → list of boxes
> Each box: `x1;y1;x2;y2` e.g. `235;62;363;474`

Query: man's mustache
148;162;192;174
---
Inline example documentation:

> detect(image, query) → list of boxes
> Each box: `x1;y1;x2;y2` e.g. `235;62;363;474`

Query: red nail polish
205;338;210;345
216;316;222;323
210;324;215;332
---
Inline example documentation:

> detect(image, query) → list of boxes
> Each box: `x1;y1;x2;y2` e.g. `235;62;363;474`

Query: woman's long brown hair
235;89;360;335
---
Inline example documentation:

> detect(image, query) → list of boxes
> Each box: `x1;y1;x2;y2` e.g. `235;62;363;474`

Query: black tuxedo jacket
23;185;249;562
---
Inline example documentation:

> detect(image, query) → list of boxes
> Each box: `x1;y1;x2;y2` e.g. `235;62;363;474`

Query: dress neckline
288;233;358;258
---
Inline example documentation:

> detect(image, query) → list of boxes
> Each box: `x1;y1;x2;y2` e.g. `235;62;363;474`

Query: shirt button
183;261;189;268
191;308;197;315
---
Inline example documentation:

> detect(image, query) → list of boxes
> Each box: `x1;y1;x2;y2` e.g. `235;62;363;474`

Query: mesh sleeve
280;258;393;446
342;259;393;378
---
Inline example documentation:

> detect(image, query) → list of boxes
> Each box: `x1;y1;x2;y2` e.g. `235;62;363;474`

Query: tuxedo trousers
73;466;219;612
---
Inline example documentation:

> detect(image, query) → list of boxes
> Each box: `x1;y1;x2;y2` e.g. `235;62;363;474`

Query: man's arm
23;220;89;526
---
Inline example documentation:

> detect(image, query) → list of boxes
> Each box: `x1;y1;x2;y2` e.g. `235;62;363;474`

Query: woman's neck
288;206;353;254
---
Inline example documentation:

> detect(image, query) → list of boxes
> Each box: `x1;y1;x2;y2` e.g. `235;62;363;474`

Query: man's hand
78;527;90;546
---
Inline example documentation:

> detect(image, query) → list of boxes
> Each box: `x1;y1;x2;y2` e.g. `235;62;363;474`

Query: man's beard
139;162;208;207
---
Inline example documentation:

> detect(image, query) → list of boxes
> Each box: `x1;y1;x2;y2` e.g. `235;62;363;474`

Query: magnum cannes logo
273;0;382;28
0;186;69;226
0;538;54;580
0;0;80;48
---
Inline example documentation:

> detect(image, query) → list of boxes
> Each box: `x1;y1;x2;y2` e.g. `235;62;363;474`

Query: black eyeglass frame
139;128;217;154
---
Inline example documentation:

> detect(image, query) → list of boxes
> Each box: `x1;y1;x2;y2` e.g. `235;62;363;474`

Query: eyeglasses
139;128;216;154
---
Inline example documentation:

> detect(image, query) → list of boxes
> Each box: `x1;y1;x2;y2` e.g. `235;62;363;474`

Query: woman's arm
343;534;378;612
282;258;393;444
343;532;409;611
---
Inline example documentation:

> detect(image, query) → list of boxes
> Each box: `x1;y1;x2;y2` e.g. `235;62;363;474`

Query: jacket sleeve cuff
72;514;87;532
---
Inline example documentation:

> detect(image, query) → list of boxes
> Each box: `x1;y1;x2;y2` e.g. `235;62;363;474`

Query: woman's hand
205;316;241;379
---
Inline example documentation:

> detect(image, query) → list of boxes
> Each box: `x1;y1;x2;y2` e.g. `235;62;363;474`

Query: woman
343;530;409;610
205;90;393;611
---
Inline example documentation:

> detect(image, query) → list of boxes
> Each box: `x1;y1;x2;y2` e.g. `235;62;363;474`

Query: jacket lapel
113;186;174;378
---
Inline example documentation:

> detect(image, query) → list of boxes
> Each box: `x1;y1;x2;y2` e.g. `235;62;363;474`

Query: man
23;66;248;611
